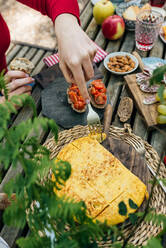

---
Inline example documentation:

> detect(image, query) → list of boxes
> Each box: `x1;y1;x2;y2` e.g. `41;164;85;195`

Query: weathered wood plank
6;45;22;64
6;42;15;55
85;18;99;40
14;46;29;59
106;77;123;123
132;113;149;140
32;51;52;76
149;37;164;58
80;1;93;30
24;47;37;60
30;50;45;67
94;29;107;49
120;32;135;53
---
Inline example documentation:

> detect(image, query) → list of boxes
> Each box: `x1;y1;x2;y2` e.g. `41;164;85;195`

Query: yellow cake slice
54;136;148;225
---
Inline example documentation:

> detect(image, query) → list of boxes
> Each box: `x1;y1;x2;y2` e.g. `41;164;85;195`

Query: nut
107;55;135;73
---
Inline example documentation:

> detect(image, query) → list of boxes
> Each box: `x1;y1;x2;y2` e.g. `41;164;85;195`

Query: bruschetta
88;79;107;109
67;83;87;113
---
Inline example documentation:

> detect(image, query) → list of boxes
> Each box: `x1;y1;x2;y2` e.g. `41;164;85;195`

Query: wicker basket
44;124;166;247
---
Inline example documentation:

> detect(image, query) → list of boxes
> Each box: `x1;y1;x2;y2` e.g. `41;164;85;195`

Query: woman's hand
54;14;97;102
0;70;34;104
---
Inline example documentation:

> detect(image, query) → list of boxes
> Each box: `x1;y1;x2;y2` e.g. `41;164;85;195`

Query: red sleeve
17;0;80;23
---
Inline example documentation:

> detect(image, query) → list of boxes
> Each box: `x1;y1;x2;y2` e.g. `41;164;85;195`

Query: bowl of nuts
104;52;138;75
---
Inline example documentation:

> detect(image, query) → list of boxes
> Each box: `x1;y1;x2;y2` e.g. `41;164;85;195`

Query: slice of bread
117;97;133;122
123;6;140;20
140;3;151;11
9;58;34;74
123;3;152;21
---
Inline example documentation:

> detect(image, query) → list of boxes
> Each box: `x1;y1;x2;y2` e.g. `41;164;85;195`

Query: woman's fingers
59;62;73;83
60;55;94;101
7;77;34;92
88;43;97;62
9;85;32;97
82;54;94;82
69;61;90;102
5;70;29;83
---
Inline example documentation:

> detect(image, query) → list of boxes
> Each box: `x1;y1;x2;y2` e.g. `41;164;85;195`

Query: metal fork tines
87;103;102;135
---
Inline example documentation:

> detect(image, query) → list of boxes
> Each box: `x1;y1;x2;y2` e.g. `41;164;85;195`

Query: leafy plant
0;72;165;248
150;64;166;102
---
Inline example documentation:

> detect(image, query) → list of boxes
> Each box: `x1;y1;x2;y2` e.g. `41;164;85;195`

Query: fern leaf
150;65;166;85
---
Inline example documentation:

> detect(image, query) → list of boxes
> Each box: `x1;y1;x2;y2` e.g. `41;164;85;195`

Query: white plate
142;57;166;67
103;52;139;75
160;21;166;44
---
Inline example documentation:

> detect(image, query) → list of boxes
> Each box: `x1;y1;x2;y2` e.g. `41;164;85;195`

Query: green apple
93;0;115;25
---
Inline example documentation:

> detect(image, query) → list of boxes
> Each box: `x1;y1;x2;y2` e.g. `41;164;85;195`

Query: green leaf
118;201;127;216
128;199;138;209
150;64;166;85
17;236;51;248
143;237;162;248
128;213;138;225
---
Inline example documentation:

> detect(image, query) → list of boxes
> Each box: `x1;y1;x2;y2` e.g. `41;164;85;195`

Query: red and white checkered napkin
43;43;108;67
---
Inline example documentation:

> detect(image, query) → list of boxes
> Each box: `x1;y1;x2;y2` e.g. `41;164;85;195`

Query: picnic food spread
54;136;148;225
107;55;136;73
88;79;107;108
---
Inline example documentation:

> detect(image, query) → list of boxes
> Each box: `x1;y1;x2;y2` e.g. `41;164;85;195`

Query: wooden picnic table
0;0;166;246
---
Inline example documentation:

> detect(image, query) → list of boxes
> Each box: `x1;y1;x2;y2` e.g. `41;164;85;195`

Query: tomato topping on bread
67;83;87;113
88;79;107;109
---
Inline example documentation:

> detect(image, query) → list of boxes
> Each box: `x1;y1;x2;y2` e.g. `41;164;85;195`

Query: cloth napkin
43;43;108;67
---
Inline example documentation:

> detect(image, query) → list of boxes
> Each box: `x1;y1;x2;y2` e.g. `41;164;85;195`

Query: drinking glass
135;10;164;51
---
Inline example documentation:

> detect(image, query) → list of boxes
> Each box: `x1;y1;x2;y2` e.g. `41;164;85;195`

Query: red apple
102;15;125;40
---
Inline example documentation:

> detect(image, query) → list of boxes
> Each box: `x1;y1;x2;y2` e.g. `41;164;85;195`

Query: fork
128;137;146;156
87;103;102;135
133;140;166;193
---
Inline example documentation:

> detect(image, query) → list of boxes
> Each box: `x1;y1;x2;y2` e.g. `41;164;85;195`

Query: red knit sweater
0;0;80;73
